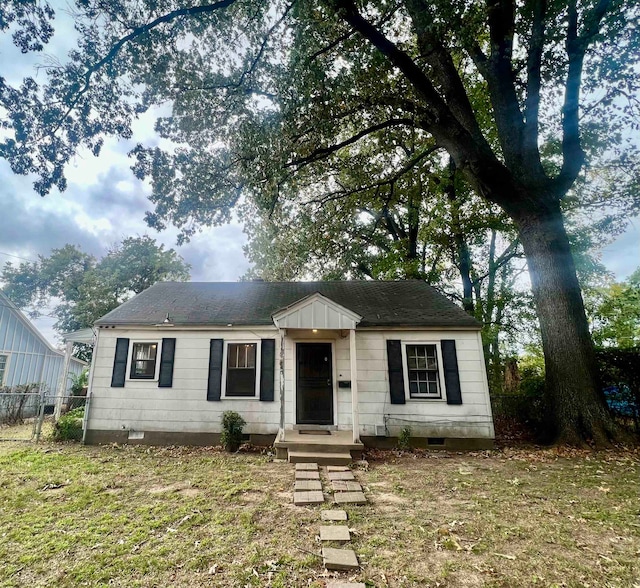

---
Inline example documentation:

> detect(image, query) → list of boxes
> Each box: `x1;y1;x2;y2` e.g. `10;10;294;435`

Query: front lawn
0;443;638;587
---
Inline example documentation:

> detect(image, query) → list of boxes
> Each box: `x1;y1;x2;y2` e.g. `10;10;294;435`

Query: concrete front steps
275;430;364;465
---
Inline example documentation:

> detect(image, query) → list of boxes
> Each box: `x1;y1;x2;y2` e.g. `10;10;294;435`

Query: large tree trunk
513;199;619;444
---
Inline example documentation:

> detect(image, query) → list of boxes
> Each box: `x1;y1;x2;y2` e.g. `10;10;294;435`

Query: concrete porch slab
321;509;348;521
322;547;359;570
293;490;324;505
320;525;350;542
334;491;367;505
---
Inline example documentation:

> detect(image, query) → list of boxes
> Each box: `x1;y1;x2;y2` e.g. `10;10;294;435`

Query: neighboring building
0;291;86;404
85;281;494;457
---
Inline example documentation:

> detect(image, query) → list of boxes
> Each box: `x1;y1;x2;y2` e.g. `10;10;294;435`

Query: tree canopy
1;0;639;443
1;236;190;336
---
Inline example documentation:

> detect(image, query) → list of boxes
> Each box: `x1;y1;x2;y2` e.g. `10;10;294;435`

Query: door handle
327;379;331;386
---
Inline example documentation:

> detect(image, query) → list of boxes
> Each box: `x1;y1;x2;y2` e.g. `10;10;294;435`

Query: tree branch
404;0;488;147
305;144;441;205
286;118;416;168
554;0;613;195
327;0;518;212
52;0;239;135
483;0;527;172
523;0;546;170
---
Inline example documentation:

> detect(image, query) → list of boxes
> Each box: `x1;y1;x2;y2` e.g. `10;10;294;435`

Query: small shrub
220;411;246;452
397;426;412;450
53;407;84;441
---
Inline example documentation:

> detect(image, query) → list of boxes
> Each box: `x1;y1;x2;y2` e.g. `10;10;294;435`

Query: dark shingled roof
95;281;481;329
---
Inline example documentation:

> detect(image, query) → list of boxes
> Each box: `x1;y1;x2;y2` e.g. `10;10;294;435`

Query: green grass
0;443;638;587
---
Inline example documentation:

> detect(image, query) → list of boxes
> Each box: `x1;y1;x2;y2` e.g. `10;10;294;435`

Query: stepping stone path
328;471;355;481
332;481;362;492
320;525;350;542
294;463;323;505
322;547;359;571
291;461;368;579
295;480;322;491
321;509;348;521
334;491;367;505
296;470;321;480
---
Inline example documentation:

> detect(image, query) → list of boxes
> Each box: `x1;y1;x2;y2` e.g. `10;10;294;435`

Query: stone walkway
293;462;368;586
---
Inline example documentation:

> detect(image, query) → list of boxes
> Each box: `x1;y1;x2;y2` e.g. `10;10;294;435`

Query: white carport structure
54;328;96;420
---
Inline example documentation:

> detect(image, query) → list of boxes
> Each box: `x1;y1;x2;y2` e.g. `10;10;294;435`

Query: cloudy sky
0;4;638;347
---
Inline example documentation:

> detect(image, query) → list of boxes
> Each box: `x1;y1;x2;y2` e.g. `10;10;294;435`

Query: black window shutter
111;338;129;387
386;339;406;404
158;338;176;388
260;339;276;401
207;339;224;401
441;339;463;405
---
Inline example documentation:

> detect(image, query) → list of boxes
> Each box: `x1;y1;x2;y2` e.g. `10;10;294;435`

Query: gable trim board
85;282;493;448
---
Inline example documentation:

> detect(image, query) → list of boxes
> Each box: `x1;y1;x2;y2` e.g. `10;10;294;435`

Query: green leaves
0;236;190;335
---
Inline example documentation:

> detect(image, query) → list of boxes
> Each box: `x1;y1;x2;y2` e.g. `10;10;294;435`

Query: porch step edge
274;442;364;453
288;451;353;465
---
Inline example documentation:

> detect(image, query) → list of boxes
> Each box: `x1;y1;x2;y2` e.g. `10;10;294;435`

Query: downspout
278;327;286;442
350;328;360;443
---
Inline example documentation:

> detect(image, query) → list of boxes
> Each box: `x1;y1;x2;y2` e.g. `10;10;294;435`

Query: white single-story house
84;281;494;457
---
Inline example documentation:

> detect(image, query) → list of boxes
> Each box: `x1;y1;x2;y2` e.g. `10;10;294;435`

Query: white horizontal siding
351;330;493;439
88;327;281;435
88;326;493;441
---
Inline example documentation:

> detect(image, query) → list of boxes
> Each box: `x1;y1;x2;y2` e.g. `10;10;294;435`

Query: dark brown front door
296;342;333;425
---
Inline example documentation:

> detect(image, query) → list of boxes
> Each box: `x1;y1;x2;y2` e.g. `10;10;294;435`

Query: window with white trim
0;354;7;385
225;342;258;397
129;342;159;380
405;344;441;399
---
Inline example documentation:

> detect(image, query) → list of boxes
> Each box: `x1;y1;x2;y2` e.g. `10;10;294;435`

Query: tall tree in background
1;1;638;443
1;236;190;336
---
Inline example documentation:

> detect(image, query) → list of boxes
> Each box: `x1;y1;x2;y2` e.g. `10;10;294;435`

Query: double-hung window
225;343;258;397
129;342;158;380
405;344;441;399
0;354;7;385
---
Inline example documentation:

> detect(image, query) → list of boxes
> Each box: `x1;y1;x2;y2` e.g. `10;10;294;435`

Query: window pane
407;344;439;398
134;360;155;378
226;343;257;396
130;343;158;379
228;343;256;368
134;343;157;361
245;344;256;368
227;368;256;396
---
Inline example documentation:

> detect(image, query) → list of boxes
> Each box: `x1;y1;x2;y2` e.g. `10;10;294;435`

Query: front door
296;342;333;425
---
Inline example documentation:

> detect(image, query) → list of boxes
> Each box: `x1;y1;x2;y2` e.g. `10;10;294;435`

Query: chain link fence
0;389;86;442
